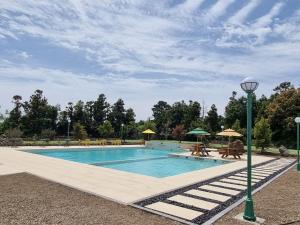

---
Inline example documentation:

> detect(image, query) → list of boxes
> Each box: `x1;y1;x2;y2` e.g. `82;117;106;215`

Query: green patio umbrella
186;128;210;144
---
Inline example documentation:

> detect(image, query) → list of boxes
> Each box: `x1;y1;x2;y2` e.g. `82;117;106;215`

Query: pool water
102;157;229;178
30;147;230;178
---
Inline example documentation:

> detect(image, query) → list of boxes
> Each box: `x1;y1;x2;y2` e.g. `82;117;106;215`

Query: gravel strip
0;173;181;225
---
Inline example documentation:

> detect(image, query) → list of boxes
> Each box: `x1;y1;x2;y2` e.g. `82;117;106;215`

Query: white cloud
228;0;261;24
206;0;235;22
0;0;299;119
17;51;31;59
253;2;285;28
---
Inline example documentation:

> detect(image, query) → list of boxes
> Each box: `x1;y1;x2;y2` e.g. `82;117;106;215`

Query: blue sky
0;0;300;120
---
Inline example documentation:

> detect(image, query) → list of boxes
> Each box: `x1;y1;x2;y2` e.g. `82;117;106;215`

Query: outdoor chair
191;143;211;156
218;140;245;159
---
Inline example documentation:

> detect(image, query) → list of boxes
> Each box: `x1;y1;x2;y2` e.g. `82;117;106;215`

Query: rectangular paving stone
240;172;268;177
221;178;251;185
229;176;261;182
252;169;273;174
255;168;277;172
168;195;218;210
185;189;231;202
264;167;284;170
146;202;202;220
237;173;266;179
200;185;241;195
211;181;246;190
252;170;274;175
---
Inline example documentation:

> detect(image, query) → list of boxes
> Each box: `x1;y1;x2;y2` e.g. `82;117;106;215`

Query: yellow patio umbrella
216;129;242;145
142;129;156;141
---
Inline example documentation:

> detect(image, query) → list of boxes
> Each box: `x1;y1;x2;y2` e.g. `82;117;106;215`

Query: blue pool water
30;147;230;178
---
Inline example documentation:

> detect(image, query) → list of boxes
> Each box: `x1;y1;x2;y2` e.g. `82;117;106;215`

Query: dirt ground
0;166;299;225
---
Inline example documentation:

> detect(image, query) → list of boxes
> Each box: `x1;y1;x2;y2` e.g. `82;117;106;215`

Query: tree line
0;82;299;148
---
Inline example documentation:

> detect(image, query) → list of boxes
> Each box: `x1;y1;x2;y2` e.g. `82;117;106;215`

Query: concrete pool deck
0;145;277;204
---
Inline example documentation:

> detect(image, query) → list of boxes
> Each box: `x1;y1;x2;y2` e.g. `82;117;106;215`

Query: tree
93;94;110;125
21;90;58;136
170;101;186;128
152;101;171;136
5;128;23;138
125;108;136;125
7;95;22;128
108;99;126;136
73;100;85;124
123;121;138;139
172;125;186;142
254;118;272;153
41;129;56;140
273;82;294;93
232;119;241;132
205;104;219;133
224;91;258;129
137;119;156;138
5;127;23;146
98;121;114;138
267;86;300;147
183;101;201;130
256;95;270;122
73;122;88;140
224;92;247;128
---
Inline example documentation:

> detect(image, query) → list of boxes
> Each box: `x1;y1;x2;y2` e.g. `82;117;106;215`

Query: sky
0;0;300;120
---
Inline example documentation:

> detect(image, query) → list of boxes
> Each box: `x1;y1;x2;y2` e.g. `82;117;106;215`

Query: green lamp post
241;77;259;221
295;117;300;171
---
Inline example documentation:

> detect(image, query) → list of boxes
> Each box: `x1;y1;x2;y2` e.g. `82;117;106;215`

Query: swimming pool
29;147;230;178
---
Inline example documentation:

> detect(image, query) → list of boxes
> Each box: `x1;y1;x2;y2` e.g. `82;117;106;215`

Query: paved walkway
133;158;295;225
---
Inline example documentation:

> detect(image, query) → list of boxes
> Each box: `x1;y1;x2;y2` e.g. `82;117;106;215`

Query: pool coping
0;146;278;204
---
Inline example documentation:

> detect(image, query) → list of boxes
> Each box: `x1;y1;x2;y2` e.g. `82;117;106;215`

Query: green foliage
266;86;300;147
152;100;201;139
5;127;23;138
254;118;272;152
224;92;247;128
108;99;126;136
93;94;110;124
7;95;22;128
21;90;58;136
152;101;171;136
137;119;156;138
122;122;138;140
73;122;88;140
4;128;23;146
98;121;114;138
2;81;298;146
41;129;56;140
171;124;186;142
205;104;219;133
232;119;241;133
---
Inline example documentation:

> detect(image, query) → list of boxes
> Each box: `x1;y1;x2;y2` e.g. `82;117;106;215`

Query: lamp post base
297;163;300;171
243;198;256;222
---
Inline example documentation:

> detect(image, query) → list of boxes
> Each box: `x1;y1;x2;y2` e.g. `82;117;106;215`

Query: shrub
254;118;272;153
41;129;56;140
73;122;88;140
172;125;186;142
3;128;23;146
5;128;23;138
98;121;114;138
0;134;8;146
